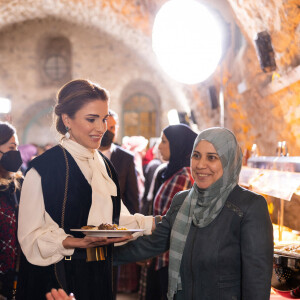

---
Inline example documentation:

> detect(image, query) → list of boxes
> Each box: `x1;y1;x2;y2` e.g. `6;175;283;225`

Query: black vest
29;145;121;236
17;146;120;299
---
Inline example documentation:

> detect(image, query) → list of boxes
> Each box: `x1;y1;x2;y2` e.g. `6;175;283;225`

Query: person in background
18;144;37;174
99;110;140;297
16;79;154;300
118;135;149;294
99;110;139;214
122;135;148;205
140;139;163;216
142;138;157;171
141;124;197;300
43;143;54;152
115;127;274;300
0;122;23;300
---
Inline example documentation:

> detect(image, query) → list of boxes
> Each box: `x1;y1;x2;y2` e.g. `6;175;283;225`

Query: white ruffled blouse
18;139;153;266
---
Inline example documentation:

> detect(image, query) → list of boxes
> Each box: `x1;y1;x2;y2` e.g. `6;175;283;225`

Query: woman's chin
195;180;212;190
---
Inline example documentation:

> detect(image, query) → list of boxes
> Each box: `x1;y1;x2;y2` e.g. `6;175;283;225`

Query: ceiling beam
262;65;300;97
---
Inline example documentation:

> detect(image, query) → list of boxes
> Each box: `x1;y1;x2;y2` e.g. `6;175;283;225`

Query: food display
81;223;128;230
273;224;300;244
274;242;300;257
71;224;143;237
81;223;128;231
243;155;300;298
272;224;300;297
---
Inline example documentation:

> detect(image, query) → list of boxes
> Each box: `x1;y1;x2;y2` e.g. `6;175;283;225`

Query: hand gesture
46;288;75;300
63;235;133;249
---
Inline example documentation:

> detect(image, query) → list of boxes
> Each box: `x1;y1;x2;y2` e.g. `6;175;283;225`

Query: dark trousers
0;271;16;300
157;266;168;300
112;266;118;300
143;263;168;300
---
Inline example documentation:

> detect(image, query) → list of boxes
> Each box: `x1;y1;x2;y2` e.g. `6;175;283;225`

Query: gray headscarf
168;127;243;300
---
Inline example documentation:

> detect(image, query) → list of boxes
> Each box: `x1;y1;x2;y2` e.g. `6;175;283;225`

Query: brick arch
120;80;161;139
0;1;156;67
0;1;198;130
20;99;57;145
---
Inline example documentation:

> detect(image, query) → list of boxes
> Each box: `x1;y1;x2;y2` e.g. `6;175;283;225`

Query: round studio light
152;0;223;84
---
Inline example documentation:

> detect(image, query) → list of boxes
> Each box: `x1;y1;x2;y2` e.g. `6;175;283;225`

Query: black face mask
0;150;23;172
100;130;115;148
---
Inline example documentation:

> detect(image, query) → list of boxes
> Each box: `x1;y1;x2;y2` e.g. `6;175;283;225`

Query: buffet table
240;156;300;299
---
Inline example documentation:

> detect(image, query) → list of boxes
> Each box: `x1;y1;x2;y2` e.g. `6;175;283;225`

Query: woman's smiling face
191;140;223;189
158;133;170;161
63;99;109;150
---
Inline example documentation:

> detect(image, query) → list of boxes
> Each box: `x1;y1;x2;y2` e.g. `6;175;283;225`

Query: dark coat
115;185;274;300
110;145;139;214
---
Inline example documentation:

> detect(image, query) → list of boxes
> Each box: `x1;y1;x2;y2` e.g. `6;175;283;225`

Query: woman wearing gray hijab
115;127;273;300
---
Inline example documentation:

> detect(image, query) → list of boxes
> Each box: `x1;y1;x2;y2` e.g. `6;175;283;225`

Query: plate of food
71;223;145;237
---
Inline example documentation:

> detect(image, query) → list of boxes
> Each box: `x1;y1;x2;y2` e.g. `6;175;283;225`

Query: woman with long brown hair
0;122;23;299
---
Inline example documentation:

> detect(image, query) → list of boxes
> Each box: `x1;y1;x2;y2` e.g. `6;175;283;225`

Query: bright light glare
152;0;223;84
0;98;11;114
167;109;180;125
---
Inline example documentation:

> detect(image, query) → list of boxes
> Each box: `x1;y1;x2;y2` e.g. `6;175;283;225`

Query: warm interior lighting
0;98;11;114
152;0;223;85
272;71;280;81
168;109;180;125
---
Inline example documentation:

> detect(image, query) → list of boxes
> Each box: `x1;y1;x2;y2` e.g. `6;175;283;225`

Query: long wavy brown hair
0;122;23;191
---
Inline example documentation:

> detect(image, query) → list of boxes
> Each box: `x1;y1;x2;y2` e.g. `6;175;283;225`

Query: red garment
142;147;154;166
153;167;194;270
117;263;140;293
0;194;18;274
270;293;293;299
270;290;299;299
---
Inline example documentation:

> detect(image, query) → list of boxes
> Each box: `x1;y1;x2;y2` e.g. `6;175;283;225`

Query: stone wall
0;0;300;156
0;0;300;229
0;17;186;146
223;0;300;155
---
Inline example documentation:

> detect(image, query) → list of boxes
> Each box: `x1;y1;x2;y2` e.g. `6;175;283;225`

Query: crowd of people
0;78;273;300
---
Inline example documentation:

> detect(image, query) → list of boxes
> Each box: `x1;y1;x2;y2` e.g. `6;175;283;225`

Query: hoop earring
65;126;70;139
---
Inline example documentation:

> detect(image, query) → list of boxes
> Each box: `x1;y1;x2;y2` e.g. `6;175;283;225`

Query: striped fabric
168;127;243;300
138;265;148;299
153;167;193;270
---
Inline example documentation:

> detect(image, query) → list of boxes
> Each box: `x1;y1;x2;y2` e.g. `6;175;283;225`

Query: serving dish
70;228;145;237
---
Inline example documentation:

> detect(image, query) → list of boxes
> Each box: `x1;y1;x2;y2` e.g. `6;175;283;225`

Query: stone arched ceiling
227;0;300;70
0;0;195;120
1;0;300;155
0;0;235;115
1;0;298;93
0;0;160;75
